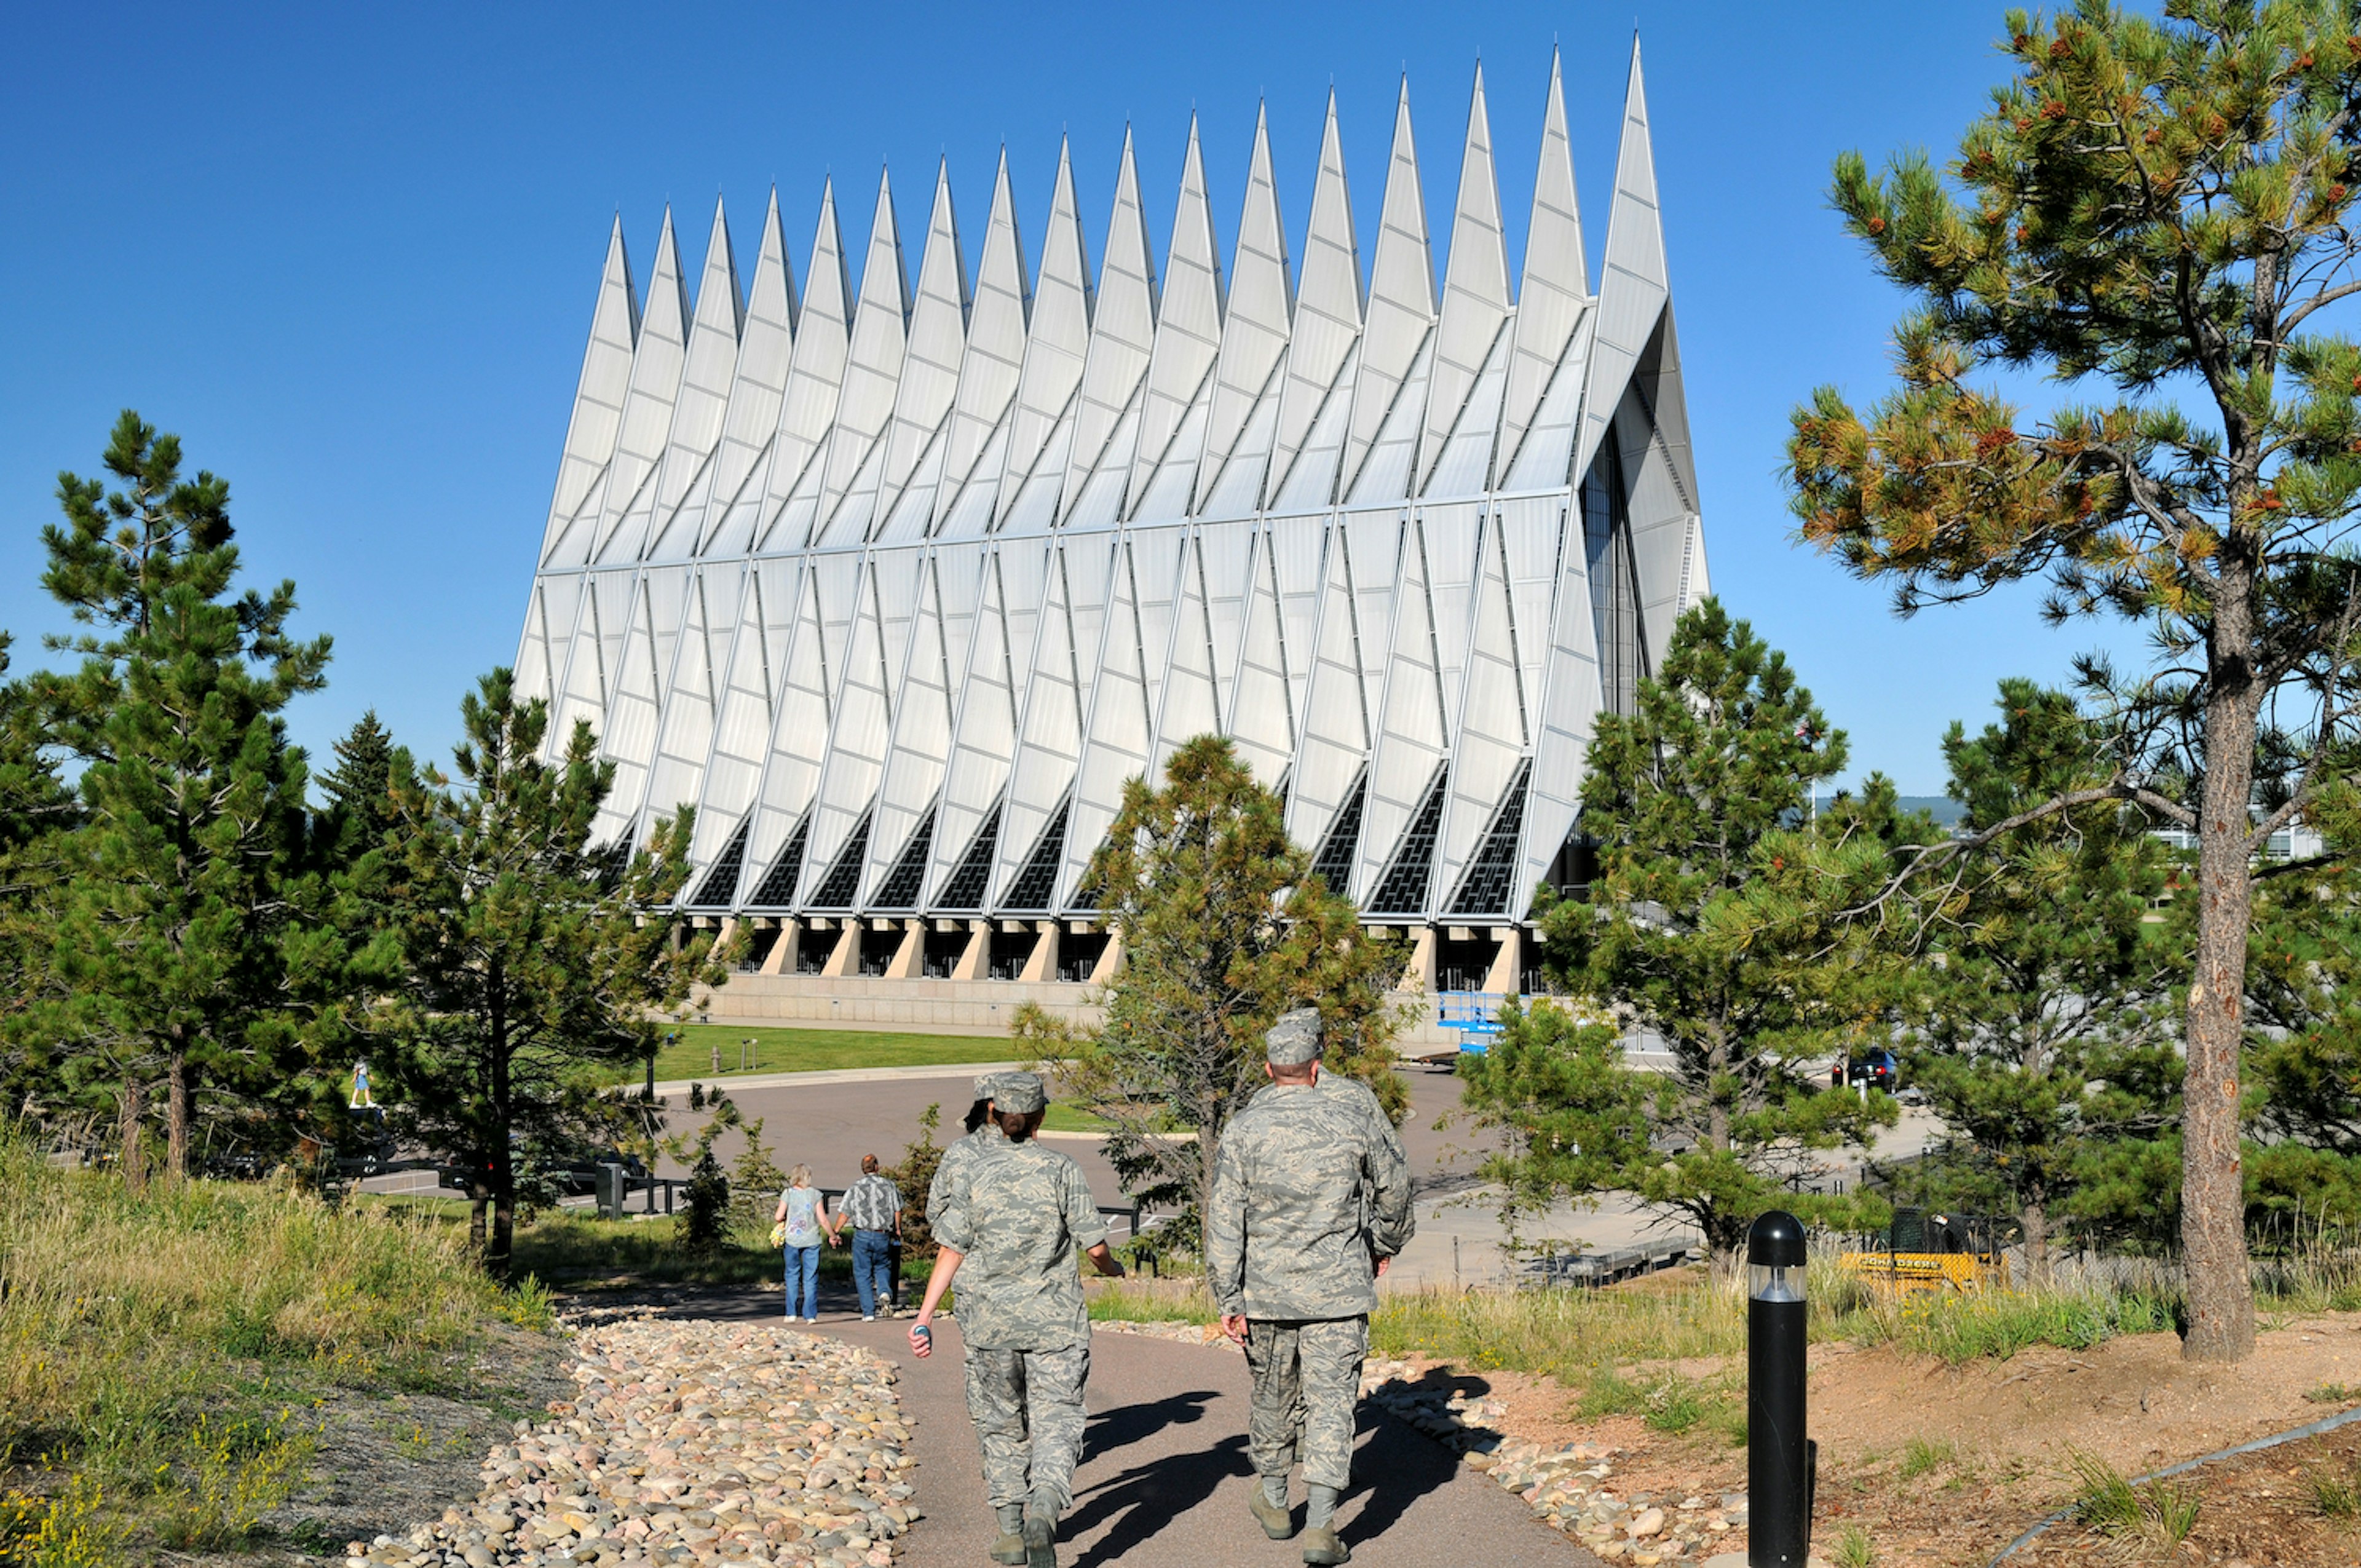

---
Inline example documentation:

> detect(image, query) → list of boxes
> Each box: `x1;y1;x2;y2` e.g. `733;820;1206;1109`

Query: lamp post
1747;1210;1812;1567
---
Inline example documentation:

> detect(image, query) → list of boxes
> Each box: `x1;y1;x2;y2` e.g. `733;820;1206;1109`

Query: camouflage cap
995;1071;1048;1114
1265;1007;1324;1066
971;1072;1003;1103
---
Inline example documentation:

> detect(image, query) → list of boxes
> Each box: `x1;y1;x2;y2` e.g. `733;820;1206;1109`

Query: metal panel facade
513;41;1707;930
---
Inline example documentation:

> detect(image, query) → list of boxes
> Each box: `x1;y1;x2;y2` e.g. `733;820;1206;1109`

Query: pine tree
1903;682;2182;1281
2243;845;2361;1231
1045;735;1409;1254
25;412;330;1182
1784;3;2361;1360
376;668;726;1273
1479;602;1897;1271
318;710;397;866
0;635;78;1112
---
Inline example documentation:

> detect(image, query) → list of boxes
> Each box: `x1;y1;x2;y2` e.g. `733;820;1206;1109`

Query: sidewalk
649;1060;1026;1096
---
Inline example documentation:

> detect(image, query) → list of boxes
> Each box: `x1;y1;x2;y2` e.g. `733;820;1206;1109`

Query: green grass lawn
358;1193;936;1293
634;1023;1018;1082
1040;1102;1113;1134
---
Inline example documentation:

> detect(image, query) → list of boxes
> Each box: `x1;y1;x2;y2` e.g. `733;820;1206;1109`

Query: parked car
1845;1047;1899;1091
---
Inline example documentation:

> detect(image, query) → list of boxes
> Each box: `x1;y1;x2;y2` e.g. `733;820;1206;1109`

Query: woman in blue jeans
773;1164;839;1320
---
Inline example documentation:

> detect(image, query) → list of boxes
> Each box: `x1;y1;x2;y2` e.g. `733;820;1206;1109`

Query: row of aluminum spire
513;41;1706;928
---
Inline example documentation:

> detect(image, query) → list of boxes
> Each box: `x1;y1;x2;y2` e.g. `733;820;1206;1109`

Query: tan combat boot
1299;1524;1350;1565
1022;1499;1058;1568
987;1503;1027;1565
1249;1486;1296;1540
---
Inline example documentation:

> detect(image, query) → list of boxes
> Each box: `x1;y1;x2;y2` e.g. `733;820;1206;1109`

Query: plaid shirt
841;1173;902;1233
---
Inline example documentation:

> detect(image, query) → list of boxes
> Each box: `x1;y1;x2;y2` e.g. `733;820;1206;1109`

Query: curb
1988;1401;2361;1563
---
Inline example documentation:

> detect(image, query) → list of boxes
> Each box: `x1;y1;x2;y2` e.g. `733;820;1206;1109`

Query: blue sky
1;1;2110;795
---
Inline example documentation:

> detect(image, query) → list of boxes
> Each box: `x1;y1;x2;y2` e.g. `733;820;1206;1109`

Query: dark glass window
1369;769;1449;916
1309;770;1368;895
936;799;1002;910
872;804;937;909
1450;761;1532;917
746;814;812;908
1003;795;1070;911
807;808;873;908
686;815;751;908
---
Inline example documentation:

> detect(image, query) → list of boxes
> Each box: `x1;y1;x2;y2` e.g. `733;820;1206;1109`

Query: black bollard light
1747;1210;1811;1568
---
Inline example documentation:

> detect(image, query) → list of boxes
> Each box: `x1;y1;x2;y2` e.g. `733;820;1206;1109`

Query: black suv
1845;1047;1899;1091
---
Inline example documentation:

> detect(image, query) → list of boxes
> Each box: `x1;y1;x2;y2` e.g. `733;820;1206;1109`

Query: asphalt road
654;1059;1496;1206
681;1283;1591;1568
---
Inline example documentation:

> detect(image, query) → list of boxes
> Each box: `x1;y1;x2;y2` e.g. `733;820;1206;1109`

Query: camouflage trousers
1244;1316;1368;1492
963;1343;1091;1512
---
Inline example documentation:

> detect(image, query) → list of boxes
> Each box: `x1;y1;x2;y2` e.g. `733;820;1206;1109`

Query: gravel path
344;1317;914;1567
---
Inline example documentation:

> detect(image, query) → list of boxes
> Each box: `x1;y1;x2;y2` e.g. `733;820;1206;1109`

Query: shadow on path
1085;1389;1221;1461
1064;1432;1256;1568
1342;1400;1463;1550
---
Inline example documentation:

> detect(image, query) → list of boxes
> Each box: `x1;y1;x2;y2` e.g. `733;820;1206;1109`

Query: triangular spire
1342;80;1436;501
538;216;639;569
641;196;746;562
756;180;853;551
1194;104;1294;514
1129;119;1225;517
697;195;744;339
815;167;912;540
997;138;1093;524
937;149;1032;530
874;159;970;539
1576;37;1671;487
1060;128;1160;525
591;207;690;562
1498;47;1588;480
1267;90;1362;509
1420;62;1513;494
695;187;800;558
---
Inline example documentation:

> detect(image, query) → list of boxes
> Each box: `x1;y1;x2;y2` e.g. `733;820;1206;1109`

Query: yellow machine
1840;1208;2012;1293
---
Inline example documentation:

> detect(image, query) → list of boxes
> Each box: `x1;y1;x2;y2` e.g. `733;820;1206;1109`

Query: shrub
883;1104;946;1261
678;1140;730;1257
2067;1450;2200;1554
1899;1435;1956;1481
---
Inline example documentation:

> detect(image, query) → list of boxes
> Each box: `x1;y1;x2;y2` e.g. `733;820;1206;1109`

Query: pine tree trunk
2021;1198;2050;1291
166;1048;189;1181
492;1164;515;1280
119;1074;148;1192
2182;588;2260;1363
469;1181;489;1252
1195;1109;1222;1266
489;1025;514;1280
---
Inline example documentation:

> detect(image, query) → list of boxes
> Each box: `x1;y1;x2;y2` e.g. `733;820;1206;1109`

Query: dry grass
0;1136;547;1563
1086;1276;1218;1323
1370;1277;1749;1379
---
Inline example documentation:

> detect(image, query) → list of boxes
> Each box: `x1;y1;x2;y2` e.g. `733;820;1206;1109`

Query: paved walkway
676;1283;1590;1567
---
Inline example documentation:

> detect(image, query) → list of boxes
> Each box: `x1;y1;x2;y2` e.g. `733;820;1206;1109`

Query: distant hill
1894;795;1967;826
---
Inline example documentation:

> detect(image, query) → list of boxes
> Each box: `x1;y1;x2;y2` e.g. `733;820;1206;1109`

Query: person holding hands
773;1163;841;1322
909;1072;1123;1568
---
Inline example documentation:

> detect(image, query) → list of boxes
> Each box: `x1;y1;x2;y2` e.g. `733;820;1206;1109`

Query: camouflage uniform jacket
933;1138;1108;1350
925;1122;1007;1235
924;1124;1008;1297
1206;1072;1415;1321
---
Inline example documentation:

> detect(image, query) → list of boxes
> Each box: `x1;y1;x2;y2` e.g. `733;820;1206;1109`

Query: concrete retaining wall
689;972;1463;1055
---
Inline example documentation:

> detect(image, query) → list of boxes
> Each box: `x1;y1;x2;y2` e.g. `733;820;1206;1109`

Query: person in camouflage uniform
927;1070;1016;1233
911;1072;1125;1568
1207;1009;1415;1567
